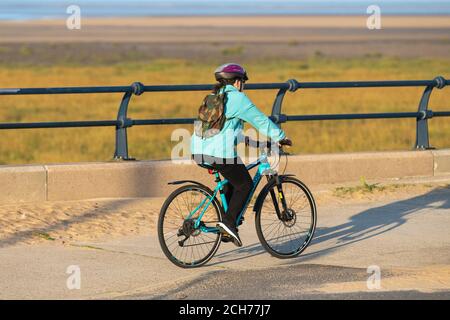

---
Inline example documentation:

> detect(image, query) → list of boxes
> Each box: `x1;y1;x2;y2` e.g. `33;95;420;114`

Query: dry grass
0;56;449;165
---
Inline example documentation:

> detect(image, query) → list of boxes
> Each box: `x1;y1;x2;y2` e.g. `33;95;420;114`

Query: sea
0;0;449;20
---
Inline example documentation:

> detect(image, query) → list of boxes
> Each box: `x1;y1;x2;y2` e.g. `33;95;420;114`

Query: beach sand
0;15;449;64
1;15;449;43
0;182;443;247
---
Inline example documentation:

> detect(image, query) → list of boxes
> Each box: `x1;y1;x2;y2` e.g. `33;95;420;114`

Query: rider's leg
192;155;252;245
213;158;253;230
222;182;233;209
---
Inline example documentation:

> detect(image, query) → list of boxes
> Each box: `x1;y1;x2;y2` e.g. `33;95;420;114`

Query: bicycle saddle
197;163;218;174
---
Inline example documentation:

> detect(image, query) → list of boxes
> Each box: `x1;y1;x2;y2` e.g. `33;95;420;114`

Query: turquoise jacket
190;85;286;159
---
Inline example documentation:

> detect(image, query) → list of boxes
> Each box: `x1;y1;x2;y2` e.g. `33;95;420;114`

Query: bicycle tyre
255;176;317;259
158;184;223;268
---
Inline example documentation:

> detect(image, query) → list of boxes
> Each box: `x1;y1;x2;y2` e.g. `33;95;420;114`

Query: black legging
193;155;253;227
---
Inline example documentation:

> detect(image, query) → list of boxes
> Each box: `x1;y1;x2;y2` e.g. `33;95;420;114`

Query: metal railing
0;76;449;160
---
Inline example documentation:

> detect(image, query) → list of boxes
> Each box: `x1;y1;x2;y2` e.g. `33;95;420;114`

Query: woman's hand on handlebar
278;138;292;147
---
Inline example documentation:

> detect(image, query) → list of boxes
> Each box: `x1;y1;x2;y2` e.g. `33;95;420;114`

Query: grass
221;45;245;56
0;56;449;165
331;178;442;198
70;244;105;251
34;232;55;241
334;177;386;197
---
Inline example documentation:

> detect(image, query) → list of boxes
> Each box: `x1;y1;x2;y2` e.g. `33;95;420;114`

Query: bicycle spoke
159;185;222;267
266;220;283;241
181;240;217;248
262;219;280;235
257;180;316;256
163;232;178;242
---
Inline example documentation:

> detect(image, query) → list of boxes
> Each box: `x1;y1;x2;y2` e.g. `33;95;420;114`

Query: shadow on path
212;186;450;266
298;186;450;263
210;242;266;266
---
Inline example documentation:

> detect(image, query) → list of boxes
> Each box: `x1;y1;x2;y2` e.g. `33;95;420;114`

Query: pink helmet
214;63;248;81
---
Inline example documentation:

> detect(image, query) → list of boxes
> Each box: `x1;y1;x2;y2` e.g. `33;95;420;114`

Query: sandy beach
0;181;444;247
1;15;449;43
0;15;449;66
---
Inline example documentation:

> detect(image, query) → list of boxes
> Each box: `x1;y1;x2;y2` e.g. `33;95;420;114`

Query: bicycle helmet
214;63;248;81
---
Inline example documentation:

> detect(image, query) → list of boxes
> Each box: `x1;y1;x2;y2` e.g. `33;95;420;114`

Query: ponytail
213;78;238;94
213;82;224;94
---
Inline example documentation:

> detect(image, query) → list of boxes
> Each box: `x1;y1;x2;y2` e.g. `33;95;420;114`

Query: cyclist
191;63;291;247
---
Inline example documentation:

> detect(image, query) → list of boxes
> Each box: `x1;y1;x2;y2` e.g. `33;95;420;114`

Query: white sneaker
217;222;242;247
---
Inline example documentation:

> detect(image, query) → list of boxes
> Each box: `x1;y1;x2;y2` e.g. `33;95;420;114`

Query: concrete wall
1;149;449;204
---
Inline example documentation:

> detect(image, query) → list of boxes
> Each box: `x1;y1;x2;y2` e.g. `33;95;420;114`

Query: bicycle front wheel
255;176;317;259
158;184;223;268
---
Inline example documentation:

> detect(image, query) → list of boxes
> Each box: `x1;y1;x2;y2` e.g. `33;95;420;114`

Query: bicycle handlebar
244;136;291;155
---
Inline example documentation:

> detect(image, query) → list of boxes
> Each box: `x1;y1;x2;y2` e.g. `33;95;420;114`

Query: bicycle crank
177;219;202;247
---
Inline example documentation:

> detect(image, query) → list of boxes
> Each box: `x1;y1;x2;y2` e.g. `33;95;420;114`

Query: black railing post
270;88;287;127
113;82;144;160
415;76;446;149
270;79;298;126
114;91;132;160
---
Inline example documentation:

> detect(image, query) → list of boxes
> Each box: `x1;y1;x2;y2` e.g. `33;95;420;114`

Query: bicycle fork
268;175;289;220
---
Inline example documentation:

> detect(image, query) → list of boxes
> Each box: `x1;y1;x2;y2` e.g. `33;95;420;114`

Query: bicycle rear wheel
255;176;317;258
158;184;223;268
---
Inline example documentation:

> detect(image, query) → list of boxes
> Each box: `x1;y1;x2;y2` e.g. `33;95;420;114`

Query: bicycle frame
187;153;273;234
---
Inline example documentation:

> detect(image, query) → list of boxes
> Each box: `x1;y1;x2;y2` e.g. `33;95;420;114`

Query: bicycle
158;138;317;268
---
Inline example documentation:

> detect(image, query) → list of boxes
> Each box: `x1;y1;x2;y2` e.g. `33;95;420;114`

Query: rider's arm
230;93;286;142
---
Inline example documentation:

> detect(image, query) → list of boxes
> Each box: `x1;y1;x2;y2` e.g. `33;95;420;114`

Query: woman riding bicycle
191;63;292;247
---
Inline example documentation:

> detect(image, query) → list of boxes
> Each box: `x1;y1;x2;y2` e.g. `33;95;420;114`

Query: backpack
194;92;227;138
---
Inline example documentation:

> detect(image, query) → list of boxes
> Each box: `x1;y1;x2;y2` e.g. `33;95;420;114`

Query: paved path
0;187;449;299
